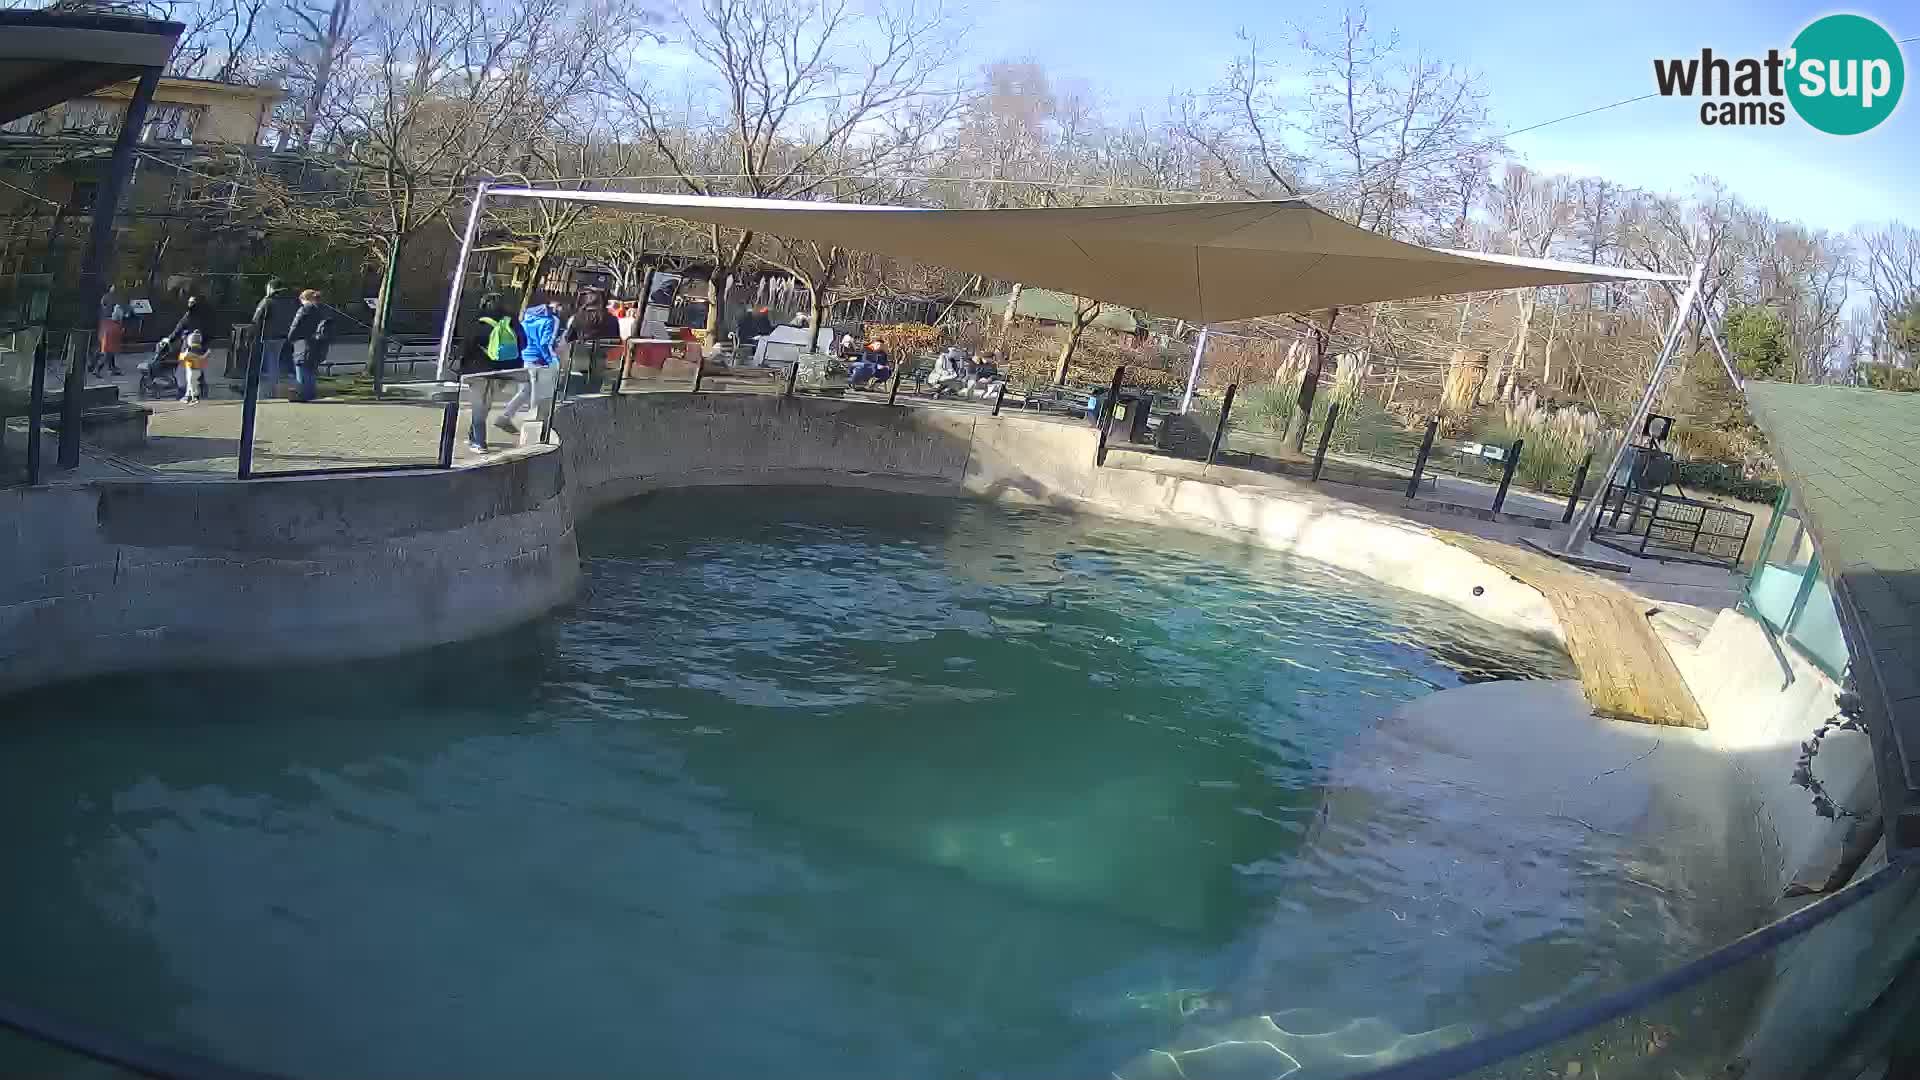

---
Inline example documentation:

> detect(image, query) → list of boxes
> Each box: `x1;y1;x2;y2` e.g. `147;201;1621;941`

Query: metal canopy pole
435;182;490;382
61;67;159;469
1179;326;1210;414
1701;309;1745;394
1560;261;1707;554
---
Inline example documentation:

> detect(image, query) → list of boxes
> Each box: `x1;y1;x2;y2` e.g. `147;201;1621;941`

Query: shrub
1675;462;1782;504
1475;393;1613;495
866;322;941;358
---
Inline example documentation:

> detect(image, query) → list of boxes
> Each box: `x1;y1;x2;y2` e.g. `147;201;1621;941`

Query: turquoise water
0;487;1685;1080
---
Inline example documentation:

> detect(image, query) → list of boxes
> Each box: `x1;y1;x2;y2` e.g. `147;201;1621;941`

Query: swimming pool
0;488;1762;1078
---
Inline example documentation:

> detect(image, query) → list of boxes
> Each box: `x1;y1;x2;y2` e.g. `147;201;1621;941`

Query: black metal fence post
1406;418;1438;499
886;367;903;405
1206;383;1237;466
1310;402;1339;481
542;365;564;445
1564;452;1594;524
236;331;264;479
22;336;48;485
1492;438;1524;514
1094;366;1125;467
690;350;705;393
437;383;459;467
610;341;627;395
991;381;1007;416
783;358;800;397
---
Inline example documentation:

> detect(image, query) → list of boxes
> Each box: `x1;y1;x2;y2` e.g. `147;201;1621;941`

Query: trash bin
1090;388;1153;442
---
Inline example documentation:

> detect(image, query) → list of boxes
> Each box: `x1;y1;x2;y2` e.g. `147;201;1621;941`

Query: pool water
0;488;1738;1080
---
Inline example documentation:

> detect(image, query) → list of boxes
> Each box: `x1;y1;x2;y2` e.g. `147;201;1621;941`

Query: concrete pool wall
0;447;579;696
562;391;1565;644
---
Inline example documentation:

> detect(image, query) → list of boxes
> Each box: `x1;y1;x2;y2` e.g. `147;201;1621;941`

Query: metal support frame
435;182;490;383
783;358;800;397
991;382;1006;416
1207;383;1238;466
1310;403;1339;481
61;66;159;469
1492;438;1524;513
886;367;902;405
1179;326;1210;414
690;354;705;393
1562;261;1707;553
1406;418;1438;499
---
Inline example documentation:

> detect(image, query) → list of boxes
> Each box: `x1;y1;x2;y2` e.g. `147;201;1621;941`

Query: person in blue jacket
499;295;568;435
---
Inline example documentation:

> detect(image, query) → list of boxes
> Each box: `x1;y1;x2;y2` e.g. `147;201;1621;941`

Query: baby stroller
137;337;181;399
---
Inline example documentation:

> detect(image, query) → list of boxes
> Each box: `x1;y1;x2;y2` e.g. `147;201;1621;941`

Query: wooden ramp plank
1439;531;1708;729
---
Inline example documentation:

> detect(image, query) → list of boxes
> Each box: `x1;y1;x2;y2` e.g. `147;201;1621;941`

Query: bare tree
276;0;354;150
1859;222;1920;366
1052;295;1104;384
608;0;965;337
256;0;560;386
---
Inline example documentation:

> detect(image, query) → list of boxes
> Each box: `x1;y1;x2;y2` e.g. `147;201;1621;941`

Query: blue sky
970;0;1916;235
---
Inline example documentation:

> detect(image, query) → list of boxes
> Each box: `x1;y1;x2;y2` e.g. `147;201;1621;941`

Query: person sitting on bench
928;347;968;397
849;341;894;388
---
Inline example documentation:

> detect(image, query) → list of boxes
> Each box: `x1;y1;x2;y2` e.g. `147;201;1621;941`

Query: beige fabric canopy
486;188;1680;324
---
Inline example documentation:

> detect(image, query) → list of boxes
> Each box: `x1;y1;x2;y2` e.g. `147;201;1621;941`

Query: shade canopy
487;188;1681;324
0;10;182;128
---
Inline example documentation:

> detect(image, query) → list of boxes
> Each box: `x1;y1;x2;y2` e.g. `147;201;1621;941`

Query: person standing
161;295;213;355
459;292;524;453
92;286;127;377
285;289;330;402
499;295;565;434
250;278;300;399
178;330;211;404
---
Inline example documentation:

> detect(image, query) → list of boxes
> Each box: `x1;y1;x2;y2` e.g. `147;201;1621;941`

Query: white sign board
129;299;153;315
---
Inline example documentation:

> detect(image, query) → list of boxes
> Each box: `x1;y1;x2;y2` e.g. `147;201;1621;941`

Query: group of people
245;279;336;403
456;291;577;453
928;346;1005;400
836;334;897;389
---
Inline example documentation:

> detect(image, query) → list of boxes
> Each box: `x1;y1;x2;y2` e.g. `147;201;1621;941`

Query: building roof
1743;381;1920;848
976;288;1141;333
0;9;182;127
478;188;1683;325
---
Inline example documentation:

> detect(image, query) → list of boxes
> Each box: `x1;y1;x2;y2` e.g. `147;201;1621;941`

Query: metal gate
1589;484;1754;569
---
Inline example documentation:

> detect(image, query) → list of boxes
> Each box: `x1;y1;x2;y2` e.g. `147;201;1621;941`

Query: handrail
1344;857;1914;1080
4;860;1909;1080
0;998;292;1080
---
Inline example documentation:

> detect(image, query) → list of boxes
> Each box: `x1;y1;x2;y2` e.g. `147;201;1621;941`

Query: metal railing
3;857;1909;1080
1588;483;1755;569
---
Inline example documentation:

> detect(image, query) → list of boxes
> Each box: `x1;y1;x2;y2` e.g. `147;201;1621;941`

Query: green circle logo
1787;14;1904;135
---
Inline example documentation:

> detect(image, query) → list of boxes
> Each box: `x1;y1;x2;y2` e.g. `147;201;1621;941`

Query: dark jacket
167;304;214;345
287;302;332;368
251;291;301;338
286;301;326;342
735;311;774;342
458;314;526;375
567;308;616;343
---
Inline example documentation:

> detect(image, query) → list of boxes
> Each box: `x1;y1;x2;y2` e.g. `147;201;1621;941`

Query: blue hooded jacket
520;304;562;366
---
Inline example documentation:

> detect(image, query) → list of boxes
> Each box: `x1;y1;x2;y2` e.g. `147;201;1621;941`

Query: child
180;330;210;403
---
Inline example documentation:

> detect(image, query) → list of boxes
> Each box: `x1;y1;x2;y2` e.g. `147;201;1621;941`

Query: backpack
481;316;520;363
314;317;333;343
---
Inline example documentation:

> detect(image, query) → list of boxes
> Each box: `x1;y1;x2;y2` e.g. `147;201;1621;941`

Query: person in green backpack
458;292;525;453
